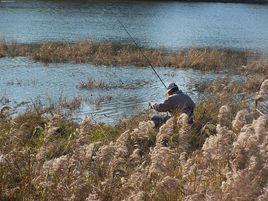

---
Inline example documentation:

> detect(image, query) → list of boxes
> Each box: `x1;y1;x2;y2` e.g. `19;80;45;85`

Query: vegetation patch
79;78;151;90
1;40;267;73
1;76;267;200
1;39;267;200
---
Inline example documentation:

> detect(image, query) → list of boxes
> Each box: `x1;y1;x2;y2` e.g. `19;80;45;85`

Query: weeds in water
88;95;113;108
79;79;106;90
6;79;38;87
1;40;266;72
58;97;82;111
79;78;151;90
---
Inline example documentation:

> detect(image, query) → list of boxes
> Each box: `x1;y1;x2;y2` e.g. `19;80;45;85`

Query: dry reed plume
1;77;267;200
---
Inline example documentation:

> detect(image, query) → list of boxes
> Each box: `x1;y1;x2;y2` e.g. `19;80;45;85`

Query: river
1;0;268;51
0;0;267;123
0;57;228;123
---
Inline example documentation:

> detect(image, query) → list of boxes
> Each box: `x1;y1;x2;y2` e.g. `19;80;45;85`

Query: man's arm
151;98;173;112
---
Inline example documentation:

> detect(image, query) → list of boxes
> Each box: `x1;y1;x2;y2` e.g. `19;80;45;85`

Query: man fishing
112;12;195;125
149;83;195;128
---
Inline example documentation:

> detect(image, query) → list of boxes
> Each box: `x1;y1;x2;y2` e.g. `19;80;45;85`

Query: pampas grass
1;78;267;200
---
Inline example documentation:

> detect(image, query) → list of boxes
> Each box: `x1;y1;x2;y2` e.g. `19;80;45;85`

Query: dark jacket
152;90;195;116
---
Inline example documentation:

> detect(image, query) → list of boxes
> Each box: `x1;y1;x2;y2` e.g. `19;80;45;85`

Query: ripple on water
0;57;224;123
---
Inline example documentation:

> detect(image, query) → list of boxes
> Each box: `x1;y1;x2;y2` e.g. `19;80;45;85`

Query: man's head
166;83;179;96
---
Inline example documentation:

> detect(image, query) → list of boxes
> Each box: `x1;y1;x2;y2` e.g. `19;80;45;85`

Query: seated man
149;83;195;127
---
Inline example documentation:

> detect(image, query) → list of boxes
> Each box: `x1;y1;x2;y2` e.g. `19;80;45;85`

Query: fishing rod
109;10;167;89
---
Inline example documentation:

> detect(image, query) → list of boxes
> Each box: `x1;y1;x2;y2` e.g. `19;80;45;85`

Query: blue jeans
151;114;170;128
151;111;194;128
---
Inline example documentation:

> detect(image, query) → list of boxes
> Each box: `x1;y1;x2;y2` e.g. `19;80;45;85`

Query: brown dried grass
242;59;268;74
79;79;106;90
1;77;266;200
1;40;265;72
79;78;151;90
192;75;266;95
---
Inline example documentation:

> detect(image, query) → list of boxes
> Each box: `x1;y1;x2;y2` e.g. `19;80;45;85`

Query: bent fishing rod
116;19;167;89
107;9;167;89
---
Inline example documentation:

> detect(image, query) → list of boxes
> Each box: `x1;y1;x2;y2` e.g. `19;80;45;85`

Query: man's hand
148;101;156;109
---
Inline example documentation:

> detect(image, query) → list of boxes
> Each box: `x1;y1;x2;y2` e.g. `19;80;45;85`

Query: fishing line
106;7;167;89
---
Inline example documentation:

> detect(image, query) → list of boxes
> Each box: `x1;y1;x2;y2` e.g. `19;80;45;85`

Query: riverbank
0;41;267;73
1;74;267;200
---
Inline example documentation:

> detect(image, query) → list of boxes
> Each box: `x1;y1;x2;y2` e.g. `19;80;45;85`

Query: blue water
0;0;266;123
0;57;221;123
0;0;268;52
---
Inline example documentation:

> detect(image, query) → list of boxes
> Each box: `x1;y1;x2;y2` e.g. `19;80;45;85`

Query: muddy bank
1;40;266;73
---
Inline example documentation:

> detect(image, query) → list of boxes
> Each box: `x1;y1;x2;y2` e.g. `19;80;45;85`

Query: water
0;57;221;123
0;0;268;52
0;1;266;123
